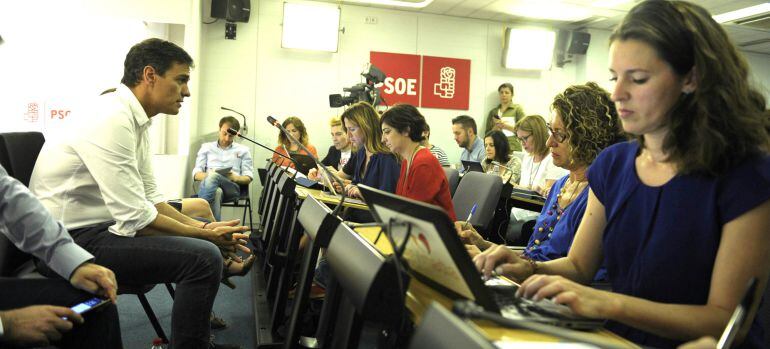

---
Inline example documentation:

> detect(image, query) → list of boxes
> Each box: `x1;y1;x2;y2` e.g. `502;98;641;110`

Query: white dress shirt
192;141;254;179
29;84;163;237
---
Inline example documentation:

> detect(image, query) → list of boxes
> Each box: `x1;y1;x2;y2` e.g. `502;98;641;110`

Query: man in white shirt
192;116;253;221
29;38;248;349
0;166;120;348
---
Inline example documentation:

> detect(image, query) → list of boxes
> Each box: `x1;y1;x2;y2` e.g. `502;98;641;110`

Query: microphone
267;115;279;127
265;116;349;216
221;106;248;135
226;127;298;171
452;300;625;349
491;160;515;184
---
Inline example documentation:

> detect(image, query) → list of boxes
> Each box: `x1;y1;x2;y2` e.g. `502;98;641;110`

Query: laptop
461;160;485;173
511;187;546;201
358;184;605;331
290;153;317;175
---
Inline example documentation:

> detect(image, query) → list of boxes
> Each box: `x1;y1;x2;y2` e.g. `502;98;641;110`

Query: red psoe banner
420;55;471;110
370;51;421;106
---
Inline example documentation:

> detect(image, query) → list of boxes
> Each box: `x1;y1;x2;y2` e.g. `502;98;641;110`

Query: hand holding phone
70;297;111;316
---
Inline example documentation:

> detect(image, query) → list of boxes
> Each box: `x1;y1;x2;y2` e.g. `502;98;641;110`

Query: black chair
442;167;460;197
0;132;175;344
221;183;254;231
408;303;495;349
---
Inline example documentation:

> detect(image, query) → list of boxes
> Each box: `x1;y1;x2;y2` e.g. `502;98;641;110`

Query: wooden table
354;226;637;347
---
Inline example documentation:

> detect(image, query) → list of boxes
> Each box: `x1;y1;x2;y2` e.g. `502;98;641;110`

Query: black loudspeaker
567;31;591;55
211;0;251;23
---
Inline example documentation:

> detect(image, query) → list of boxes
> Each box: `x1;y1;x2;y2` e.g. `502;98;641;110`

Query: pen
462;203;477;231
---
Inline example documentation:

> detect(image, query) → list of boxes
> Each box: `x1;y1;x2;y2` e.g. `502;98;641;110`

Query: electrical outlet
365;16;378;24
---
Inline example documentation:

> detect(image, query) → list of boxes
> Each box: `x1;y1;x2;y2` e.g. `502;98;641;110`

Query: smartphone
70;297;111;315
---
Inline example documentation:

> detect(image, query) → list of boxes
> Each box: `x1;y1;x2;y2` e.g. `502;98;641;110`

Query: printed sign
370;51;421;106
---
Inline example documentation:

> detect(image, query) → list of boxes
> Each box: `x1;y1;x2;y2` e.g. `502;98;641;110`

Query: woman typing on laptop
457;82;624;281
474;2;770;347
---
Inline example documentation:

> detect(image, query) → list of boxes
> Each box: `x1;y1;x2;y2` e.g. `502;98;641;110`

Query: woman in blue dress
457;83;625;284
474;1;770;348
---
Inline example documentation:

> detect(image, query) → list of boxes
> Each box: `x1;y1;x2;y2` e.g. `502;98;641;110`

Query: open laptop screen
358;184;496;310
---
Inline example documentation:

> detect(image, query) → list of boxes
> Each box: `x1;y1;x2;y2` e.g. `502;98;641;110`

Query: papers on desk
495;342;598;349
319;191;367;207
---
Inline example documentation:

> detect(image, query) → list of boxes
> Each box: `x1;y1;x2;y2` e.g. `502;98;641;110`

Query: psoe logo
433;67;455;99
24;102;39;123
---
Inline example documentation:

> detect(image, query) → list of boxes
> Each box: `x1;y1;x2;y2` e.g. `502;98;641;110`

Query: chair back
443;167;460;197
452;172;503;231
0;132;46;187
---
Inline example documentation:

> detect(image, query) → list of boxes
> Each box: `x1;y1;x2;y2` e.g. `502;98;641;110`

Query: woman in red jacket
380;104;457;220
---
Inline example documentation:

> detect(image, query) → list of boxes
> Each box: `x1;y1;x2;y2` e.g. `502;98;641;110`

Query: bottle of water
151;338;164;349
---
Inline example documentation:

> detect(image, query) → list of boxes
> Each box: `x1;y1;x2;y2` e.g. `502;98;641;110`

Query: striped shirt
429;145;450;167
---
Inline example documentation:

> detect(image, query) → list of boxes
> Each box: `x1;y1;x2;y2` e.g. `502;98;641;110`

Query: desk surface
354;226;637;347
295;187;369;210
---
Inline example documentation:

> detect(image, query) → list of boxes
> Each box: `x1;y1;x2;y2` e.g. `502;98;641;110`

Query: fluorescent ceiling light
342;0;433;8
282;2;341;52
503;28;556;70
713;3;770;23
590;0;634;8
505;1;593;22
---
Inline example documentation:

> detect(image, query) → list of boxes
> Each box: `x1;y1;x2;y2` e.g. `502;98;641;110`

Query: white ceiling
329;0;770;55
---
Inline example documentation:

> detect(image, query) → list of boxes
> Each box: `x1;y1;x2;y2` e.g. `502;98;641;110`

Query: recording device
266;116;349;216
70;297;110;315
221;106;248;135
329;63;386;108
226;128;298;170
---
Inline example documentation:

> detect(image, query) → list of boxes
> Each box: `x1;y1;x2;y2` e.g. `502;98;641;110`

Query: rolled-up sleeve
72;114;158;236
0;166;93;280
241;147;254;179
192;144;209;178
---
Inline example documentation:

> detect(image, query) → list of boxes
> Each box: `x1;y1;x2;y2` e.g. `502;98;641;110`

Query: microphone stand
266;116;349;217
221;106;248;135
227;128;298;179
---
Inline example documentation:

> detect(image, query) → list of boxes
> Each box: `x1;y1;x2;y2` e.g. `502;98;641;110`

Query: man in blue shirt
192;116;254;221
452;115;485;172
0;165;121;348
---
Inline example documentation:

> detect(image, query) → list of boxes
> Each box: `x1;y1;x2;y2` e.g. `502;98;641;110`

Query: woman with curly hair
457;82;623;273
271;116;318;170
475;1;770;347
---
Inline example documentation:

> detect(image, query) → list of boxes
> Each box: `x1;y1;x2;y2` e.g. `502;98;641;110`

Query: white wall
196;0;770;206
197;0;582;175
0;0;202;200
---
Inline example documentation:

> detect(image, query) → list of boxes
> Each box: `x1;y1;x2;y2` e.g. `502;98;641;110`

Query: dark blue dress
588;141;770;348
350;148;400;193
523;175;607;281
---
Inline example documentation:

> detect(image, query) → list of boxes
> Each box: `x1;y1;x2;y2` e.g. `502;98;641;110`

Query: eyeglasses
546;123;568;143
516;134;531;143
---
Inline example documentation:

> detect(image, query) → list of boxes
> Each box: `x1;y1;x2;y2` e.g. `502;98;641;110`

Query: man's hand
69;263;117;304
0;306;82;347
205;219;240;230
205;226;250;250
